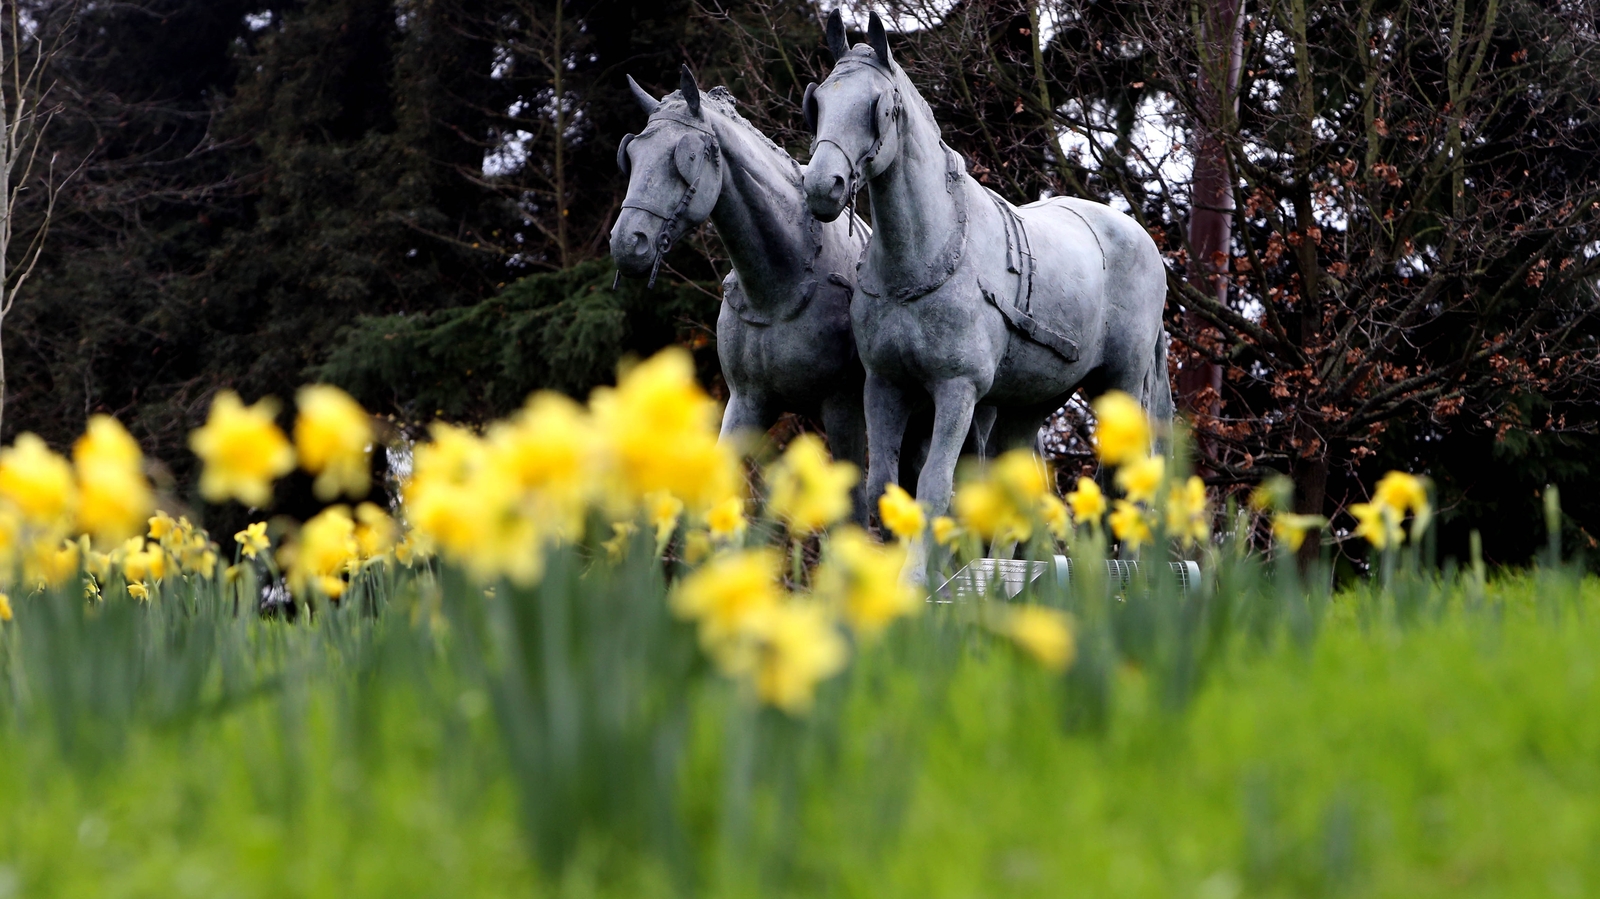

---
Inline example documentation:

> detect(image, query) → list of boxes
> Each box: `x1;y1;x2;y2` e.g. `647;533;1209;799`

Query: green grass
3;551;1599;897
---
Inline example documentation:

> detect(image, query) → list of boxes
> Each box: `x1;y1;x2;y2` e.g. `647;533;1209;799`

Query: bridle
615;111;724;289
806;61;902;238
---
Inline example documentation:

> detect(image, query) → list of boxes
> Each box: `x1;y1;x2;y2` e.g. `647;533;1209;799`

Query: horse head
610;65;725;287
801;10;901;223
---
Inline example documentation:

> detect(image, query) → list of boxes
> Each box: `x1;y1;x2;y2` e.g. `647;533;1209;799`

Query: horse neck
707;114;812;306
865;81;966;274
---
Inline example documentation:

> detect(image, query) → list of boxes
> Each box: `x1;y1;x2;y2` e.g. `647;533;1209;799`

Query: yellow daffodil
294;384;373;501
74;416;153;545
236;522;270;560
878;483;925;541
1090;391;1150;465
707;496;747;543
1039;494;1070;541
683;529;713;564
127;582;150;602
285;505;359;600
1372;470;1432;540
1165;475;1210;548
747;601;848;715
814;526;920;638
590;348;739;514
953;479;1030;542
1108;499;1152;549
354;502;397;560
189;391;295;507
993;449;1050;503
26;538;80;589
993;604;1076;672
1249;475;1293;512
1065;476;1106;526
931;515;963;549
0;433;77;527
765;433;858;534
0;592;11;622
123;539;167;583
1114;454;1165;504
1272;513;1327;552
648;491;685;547
404;422;544;585
1373;471;1427;516
668;548;785;662
148;511;177;542
486;391;597;539
1351;501;1401;550
602;521;638;562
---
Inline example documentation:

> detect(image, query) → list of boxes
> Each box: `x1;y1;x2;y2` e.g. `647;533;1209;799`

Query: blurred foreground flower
1109;500;1151;549
236;522;271;560
189;392;295;507
0;433;77;527
669;548;785;663
878;483;924;541
992;604;1076;673
707;496;747;543
1272;513;1327;552
748;601;848;715
1065;477;1106;527
1165;476;1210;548
1090;391;1150;465
73;416;154;545
1352;470;1431;550
814;526;919;638
952;449;1049;543
766;434;858;534
295;385;373;501
284;505;359;600
0;592;10;622
1115;455;1164;504
591;349;738;514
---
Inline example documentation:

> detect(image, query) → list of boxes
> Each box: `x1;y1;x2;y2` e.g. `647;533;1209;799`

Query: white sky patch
484;130;535;177
1056;91;1191;205
244;10;273;31
823;1;956;34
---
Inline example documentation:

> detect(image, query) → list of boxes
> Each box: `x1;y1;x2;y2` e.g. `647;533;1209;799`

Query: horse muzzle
609;211;662;276
802;148;852;222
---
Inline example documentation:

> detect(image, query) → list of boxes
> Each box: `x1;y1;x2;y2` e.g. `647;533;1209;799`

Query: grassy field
1;356;1589;896
4;549;1598;898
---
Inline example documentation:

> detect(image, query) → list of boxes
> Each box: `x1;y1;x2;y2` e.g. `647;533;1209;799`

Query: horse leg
719;388;777;443
864;372;912;528
821;387;869;526
915;379;979;518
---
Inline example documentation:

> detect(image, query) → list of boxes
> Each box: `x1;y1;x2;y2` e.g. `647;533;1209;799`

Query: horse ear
868;12;892;69
825;8;847;62
802;82;819;132
616;133;635;177
672;133;707;183
627;75;660;113
679;64;701;116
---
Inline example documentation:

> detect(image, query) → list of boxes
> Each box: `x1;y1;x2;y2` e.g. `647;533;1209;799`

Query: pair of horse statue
610;10;1171;571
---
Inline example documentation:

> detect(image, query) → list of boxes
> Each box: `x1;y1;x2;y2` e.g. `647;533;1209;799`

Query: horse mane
652;86;803;186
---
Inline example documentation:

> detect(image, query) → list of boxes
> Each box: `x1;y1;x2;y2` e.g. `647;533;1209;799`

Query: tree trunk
1180;0;1247;439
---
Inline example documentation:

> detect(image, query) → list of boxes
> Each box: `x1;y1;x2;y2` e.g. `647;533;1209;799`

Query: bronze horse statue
802;12;1172;542
610;65;989;522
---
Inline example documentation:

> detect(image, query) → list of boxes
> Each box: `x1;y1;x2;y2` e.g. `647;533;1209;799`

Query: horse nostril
827;174;847;202
631;231;651;257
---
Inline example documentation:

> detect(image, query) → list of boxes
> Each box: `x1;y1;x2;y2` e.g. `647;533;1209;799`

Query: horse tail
1148;329;1175;423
